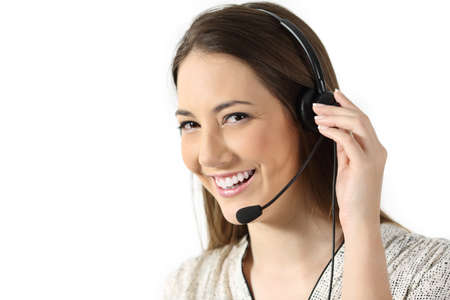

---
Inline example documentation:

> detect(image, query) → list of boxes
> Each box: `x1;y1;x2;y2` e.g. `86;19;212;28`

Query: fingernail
334;88;339;93
313;102;325;107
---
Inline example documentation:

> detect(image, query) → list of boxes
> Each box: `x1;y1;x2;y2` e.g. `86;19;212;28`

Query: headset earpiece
299;89;339;133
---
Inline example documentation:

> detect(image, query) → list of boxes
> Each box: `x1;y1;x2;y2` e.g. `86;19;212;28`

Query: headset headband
255;8;327;94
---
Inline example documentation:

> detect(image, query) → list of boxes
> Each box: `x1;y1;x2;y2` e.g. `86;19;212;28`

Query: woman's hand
312;89;387;232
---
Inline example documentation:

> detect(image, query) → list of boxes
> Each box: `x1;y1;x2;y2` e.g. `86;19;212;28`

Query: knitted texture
163;222;450;299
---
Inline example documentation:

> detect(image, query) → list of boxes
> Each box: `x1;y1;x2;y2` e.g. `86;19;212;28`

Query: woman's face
175;50;303;224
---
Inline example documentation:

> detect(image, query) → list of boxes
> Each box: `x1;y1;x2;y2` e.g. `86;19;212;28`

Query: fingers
313;90;379;155
313;114;371;153
317;125;366;165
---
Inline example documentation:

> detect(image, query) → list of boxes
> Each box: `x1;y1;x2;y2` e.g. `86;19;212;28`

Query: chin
222;212;242;226
216;200;253;225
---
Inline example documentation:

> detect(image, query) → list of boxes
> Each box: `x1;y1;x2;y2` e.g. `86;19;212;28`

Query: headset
235;8;342;300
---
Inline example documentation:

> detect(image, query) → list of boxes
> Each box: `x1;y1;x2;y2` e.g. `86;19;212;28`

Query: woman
164;2;450;299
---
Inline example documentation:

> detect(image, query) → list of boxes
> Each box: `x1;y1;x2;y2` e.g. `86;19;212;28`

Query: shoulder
380;222;450;299
163;236;248;300
380;222;450;268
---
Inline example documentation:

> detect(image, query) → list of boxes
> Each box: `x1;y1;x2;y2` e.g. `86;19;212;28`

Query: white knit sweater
163;222;450;299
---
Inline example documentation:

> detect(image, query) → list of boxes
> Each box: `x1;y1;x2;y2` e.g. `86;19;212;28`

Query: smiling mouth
222;170;255;189
212;169;256;197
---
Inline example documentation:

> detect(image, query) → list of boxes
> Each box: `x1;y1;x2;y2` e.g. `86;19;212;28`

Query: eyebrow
175;100;253;117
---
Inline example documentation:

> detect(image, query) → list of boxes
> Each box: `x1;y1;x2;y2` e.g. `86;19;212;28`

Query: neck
244;185;344;276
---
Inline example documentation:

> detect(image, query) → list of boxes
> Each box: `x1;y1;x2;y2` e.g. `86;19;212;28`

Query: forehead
176;51;266;107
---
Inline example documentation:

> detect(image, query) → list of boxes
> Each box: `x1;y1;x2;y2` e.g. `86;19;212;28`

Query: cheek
249;117;299;172
223;124;273;169
237;126;268;157
180;138;200;174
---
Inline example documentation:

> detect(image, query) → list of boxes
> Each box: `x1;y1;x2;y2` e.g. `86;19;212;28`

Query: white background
0;0;449;299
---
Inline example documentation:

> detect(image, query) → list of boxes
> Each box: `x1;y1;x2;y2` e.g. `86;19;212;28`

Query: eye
177;120;199;131
224;112;249;124
177;112;250;132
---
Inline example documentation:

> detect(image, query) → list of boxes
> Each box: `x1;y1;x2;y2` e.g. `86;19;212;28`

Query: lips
212;168;256;180
213;169;256;198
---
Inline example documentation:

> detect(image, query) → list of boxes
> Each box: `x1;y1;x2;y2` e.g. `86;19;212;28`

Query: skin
175;50;391;299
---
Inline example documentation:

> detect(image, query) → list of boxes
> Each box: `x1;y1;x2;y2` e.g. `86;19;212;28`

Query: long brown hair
171;1;408;251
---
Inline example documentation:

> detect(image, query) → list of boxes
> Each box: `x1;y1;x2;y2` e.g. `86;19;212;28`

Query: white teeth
215;169;255;189
237;173;244;182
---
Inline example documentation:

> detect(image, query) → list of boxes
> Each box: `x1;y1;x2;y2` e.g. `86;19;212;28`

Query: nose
198;129;233;169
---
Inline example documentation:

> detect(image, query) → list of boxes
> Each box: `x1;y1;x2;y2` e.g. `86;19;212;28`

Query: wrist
340;215;380;237
339;209;379;229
